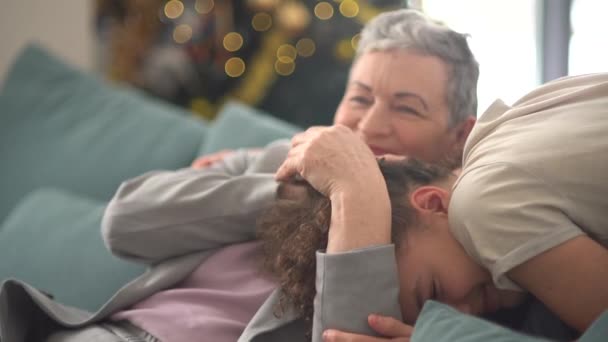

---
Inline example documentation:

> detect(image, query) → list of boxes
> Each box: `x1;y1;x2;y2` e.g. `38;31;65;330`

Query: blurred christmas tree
96;0;407;127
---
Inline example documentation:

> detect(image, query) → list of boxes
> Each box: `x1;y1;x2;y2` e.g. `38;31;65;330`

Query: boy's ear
410;186;449;216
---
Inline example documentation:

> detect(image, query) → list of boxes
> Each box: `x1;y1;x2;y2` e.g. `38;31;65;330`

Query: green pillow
0;44;208;222
580;310;608;342
0;188;145;312
412;301;551;342
199;101;300;155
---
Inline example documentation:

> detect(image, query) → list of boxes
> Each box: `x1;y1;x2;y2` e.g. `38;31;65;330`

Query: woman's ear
454;116;476;146
410;186;449;216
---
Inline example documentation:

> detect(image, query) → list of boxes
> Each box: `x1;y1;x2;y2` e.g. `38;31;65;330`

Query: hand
323;314;414;342
191;150;234;169
275;125;391;253
275;125;383;197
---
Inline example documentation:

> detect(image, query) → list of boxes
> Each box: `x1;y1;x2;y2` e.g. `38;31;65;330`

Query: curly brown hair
256;158;454;334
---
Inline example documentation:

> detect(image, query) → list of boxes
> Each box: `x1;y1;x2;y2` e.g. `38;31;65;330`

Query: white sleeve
449;162;583;290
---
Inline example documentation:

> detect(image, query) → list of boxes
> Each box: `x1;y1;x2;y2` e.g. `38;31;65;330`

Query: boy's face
394;185;526;323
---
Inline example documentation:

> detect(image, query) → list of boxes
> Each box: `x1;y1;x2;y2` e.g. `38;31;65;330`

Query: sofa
0;44;300;312
0;45;605;342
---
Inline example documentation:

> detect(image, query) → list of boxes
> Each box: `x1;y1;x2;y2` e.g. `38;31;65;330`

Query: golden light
277;44;297;63
339;0;359;18
276;2;310;32
275;59;296;76
223;32;244;52
296;38;316;57
191;97;216;119
164;0;185;19
225;57;246;77
351;33;361;50
252;13;273;31
173;24;193;44
247;0;280;11
314;2;334;20
195;0;215;14
335;38;355;61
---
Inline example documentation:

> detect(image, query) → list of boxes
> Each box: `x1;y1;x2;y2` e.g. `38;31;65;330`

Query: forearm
102;170;278;263
312;246;403;342
327;187;392;253
102;142;289;264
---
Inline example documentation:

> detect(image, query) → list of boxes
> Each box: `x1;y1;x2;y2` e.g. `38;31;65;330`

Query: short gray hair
356;9;479;126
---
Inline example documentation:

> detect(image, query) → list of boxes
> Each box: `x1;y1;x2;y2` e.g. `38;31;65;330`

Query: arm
312;246;404;342
102;141;289;264
275;126;407;340
508;235;608;332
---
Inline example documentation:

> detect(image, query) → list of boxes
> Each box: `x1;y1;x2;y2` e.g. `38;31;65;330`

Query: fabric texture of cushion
0;44;208;222
412;301;552;342
0;188;145;311
199;101;300;155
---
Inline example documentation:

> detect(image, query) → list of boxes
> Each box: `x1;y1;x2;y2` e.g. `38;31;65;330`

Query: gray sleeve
312;245;403;342
101;141;290;264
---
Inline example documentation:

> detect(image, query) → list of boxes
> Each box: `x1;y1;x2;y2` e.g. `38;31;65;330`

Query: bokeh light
277;44;297;62
296;38;316;57
339;0;359;18
173;24;193;44
276;2;310;32
164;0;185;19
314;2;334;20
275;59;296;76
335;38;355;60
225;57;246;77
195;0;214;14
248;0;280;11
252;12;273;31
223;32;244;52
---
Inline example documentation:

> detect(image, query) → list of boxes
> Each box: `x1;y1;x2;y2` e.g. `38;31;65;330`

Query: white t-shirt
449;73;608;290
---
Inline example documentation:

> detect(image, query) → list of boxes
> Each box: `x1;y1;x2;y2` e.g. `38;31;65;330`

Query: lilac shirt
112;241;277;342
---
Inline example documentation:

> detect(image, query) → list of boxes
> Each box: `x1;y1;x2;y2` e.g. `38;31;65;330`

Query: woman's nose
357;105;391;136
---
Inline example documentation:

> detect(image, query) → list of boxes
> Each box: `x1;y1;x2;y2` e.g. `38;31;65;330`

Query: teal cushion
580;310;608;342
199;101;300;154
0;188;145;311
412;301;551;342
0;44;208;222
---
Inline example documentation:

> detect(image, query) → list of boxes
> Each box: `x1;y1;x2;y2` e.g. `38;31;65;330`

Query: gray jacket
0;141;402;342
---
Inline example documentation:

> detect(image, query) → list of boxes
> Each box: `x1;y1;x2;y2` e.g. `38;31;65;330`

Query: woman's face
394;185;526;323
334;50;473;162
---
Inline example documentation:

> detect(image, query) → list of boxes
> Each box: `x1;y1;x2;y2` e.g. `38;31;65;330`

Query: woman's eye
350;96;372;105
394;106;420;116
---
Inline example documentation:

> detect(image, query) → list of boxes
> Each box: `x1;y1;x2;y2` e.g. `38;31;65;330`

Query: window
421;0;540;115
569;0;608;75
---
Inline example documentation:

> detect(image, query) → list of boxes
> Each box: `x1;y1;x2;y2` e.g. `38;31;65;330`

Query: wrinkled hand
323;314;414;342
275;125;391;253
275;125;383;197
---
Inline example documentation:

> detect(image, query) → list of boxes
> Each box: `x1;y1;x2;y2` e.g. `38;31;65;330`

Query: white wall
0;0;94;82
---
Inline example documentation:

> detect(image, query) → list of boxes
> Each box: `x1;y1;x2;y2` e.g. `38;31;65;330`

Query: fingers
322;329;410;342
191;150;233;169
379;154;408;162
275;143;305;181
368;314;414;338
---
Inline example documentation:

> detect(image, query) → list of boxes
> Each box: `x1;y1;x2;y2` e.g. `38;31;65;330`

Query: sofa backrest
0;44;208;222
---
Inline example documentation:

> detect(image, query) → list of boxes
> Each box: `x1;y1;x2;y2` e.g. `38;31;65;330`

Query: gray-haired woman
0;9;479;342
